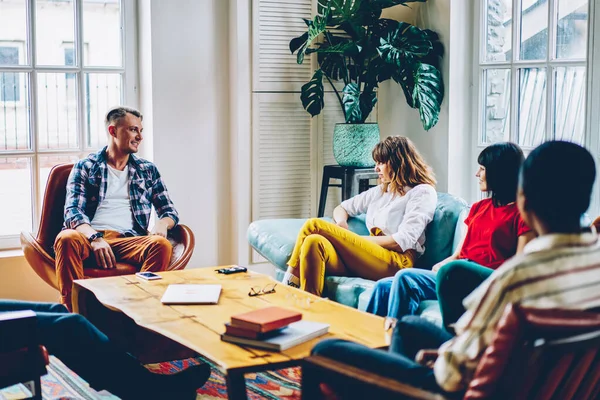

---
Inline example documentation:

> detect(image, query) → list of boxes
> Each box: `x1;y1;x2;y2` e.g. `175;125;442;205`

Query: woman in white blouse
283;136;438;296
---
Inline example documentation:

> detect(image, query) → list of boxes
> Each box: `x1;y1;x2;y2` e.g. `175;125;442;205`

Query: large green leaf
319;53;346;81
412;63;444;131
308;42;361;56
377;22;436;65
317;0;362;25
301;69;325;117
342;83;378;123
289;12;329;64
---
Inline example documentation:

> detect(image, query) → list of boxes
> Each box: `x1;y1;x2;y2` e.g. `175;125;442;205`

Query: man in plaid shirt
55;106;179;310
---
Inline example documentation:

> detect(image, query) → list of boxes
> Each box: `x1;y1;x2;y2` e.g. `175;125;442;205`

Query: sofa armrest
302;355;448;400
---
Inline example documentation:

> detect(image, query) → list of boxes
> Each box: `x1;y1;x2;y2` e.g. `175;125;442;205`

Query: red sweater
458;198;531;269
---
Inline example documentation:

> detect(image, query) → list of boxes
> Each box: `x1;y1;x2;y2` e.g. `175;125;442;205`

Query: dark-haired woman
283;136;437;296
366;142;535;326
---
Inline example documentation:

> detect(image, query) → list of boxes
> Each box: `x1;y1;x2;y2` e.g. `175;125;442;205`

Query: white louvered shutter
253;0;314;92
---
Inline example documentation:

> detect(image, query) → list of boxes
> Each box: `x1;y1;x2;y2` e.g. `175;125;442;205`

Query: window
475;0;598;212
0;45;23;102
0;0;135;249
478;0;589;147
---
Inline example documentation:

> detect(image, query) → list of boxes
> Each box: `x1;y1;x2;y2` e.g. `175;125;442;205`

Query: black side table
318;165;379;217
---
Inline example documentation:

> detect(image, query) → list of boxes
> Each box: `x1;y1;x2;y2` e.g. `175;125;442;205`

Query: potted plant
290;0;444;167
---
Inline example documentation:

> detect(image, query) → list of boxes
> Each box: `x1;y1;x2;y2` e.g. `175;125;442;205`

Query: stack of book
221;306;329;351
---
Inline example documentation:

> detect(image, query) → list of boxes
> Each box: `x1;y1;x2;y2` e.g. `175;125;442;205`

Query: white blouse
340;184;437;254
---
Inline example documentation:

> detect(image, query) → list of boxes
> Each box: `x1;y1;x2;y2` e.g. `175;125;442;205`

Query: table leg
226;370;248;400
318;168;330;217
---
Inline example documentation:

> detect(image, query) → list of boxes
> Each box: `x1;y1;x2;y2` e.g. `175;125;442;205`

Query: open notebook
160;284;222;305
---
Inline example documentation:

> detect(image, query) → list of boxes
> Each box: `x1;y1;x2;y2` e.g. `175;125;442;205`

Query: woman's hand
432;259;448;273
335;220;349;230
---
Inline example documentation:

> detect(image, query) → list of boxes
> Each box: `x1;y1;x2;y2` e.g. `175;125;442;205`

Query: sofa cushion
414;192;468;269
247;216;369;271
325;276;376;309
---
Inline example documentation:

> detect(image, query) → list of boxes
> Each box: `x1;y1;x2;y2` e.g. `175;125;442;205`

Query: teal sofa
247;192;469;323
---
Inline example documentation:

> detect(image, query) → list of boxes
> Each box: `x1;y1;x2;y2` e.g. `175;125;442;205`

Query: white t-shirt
91;165;135;233
340;184;437;254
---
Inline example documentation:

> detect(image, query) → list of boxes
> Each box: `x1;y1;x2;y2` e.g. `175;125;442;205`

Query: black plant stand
318;165;379;217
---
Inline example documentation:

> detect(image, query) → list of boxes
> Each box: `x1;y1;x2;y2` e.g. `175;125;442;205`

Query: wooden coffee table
72;267;387;399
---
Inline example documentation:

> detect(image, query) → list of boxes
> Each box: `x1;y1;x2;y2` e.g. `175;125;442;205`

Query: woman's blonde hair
372;136;436;195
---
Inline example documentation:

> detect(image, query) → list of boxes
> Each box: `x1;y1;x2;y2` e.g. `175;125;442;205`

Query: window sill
0;249;24;260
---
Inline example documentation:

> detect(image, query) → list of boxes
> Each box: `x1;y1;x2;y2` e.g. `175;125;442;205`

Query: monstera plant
290;0;444;132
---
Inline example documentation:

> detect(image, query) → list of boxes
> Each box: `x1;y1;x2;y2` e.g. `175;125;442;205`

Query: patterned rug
1;355;301;399
146;356;301;400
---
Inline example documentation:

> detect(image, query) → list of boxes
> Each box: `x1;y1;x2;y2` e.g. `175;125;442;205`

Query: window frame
0;0;138;250
472;0;600;216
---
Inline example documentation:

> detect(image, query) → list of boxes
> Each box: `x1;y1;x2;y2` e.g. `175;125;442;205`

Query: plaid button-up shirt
64;147;179;236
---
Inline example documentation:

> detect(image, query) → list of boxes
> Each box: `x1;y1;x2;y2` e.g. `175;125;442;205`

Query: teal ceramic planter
333;123;380;167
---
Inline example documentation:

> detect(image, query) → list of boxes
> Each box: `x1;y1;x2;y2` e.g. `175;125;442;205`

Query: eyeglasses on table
248;283;277;297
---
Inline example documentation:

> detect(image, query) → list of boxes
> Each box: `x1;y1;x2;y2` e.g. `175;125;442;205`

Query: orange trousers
287;219;415;296
54;230;172;310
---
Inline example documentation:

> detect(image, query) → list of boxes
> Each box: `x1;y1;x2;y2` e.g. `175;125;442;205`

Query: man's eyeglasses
248;283;277;297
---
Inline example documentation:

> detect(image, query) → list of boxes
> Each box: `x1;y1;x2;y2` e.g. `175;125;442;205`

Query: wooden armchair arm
0;311;49;390
0;310;38;351
302;355;449;400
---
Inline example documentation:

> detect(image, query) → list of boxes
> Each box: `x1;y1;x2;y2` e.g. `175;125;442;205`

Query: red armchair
20;163;195;290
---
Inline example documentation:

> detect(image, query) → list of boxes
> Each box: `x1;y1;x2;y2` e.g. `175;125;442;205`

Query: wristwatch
87;232;104;243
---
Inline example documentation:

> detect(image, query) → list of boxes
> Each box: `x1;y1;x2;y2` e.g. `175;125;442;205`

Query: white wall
379;0;474;201
138;0;233;267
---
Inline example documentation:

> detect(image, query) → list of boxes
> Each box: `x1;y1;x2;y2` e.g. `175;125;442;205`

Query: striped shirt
64;147;179;236
433;229;600;392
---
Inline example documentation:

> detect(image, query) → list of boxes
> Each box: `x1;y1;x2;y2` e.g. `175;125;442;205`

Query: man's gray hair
105;106;143;129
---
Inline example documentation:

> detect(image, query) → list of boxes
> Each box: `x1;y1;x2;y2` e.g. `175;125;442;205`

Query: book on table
160;284;222;305
230;306;302;333
224;323;285;340
221;320;330;351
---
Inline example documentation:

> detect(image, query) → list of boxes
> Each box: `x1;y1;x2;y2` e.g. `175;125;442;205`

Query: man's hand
151;219;169;237
91;238;116;269
335;220;349;230
415;349;439;368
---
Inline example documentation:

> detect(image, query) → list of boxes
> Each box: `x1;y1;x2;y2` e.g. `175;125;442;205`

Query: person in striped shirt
312;140;600;394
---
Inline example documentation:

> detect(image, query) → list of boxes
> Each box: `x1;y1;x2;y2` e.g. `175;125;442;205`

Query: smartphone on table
136;271;163;280
216;266;248;275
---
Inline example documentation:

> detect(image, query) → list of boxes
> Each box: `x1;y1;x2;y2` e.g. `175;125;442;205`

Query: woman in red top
366;143;535;328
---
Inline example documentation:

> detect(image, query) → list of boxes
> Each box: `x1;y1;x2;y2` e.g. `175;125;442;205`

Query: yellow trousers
287;219;415;296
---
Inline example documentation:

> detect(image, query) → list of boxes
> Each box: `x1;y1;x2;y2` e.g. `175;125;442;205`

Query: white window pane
520;0;548;60
482;69;511;144
36;0;75;66
0;157;32;236
85;73;122;148
37;72;78;150
0;72;30;151
556;0;588;59
554;67;586;144
485;0;512;62
0;1;27;66
83;0;122;67
518;68;547;148
39;154;79;207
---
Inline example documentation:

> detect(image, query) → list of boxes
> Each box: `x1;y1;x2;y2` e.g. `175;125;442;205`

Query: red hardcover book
230;306;302;333
224;323;284;339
